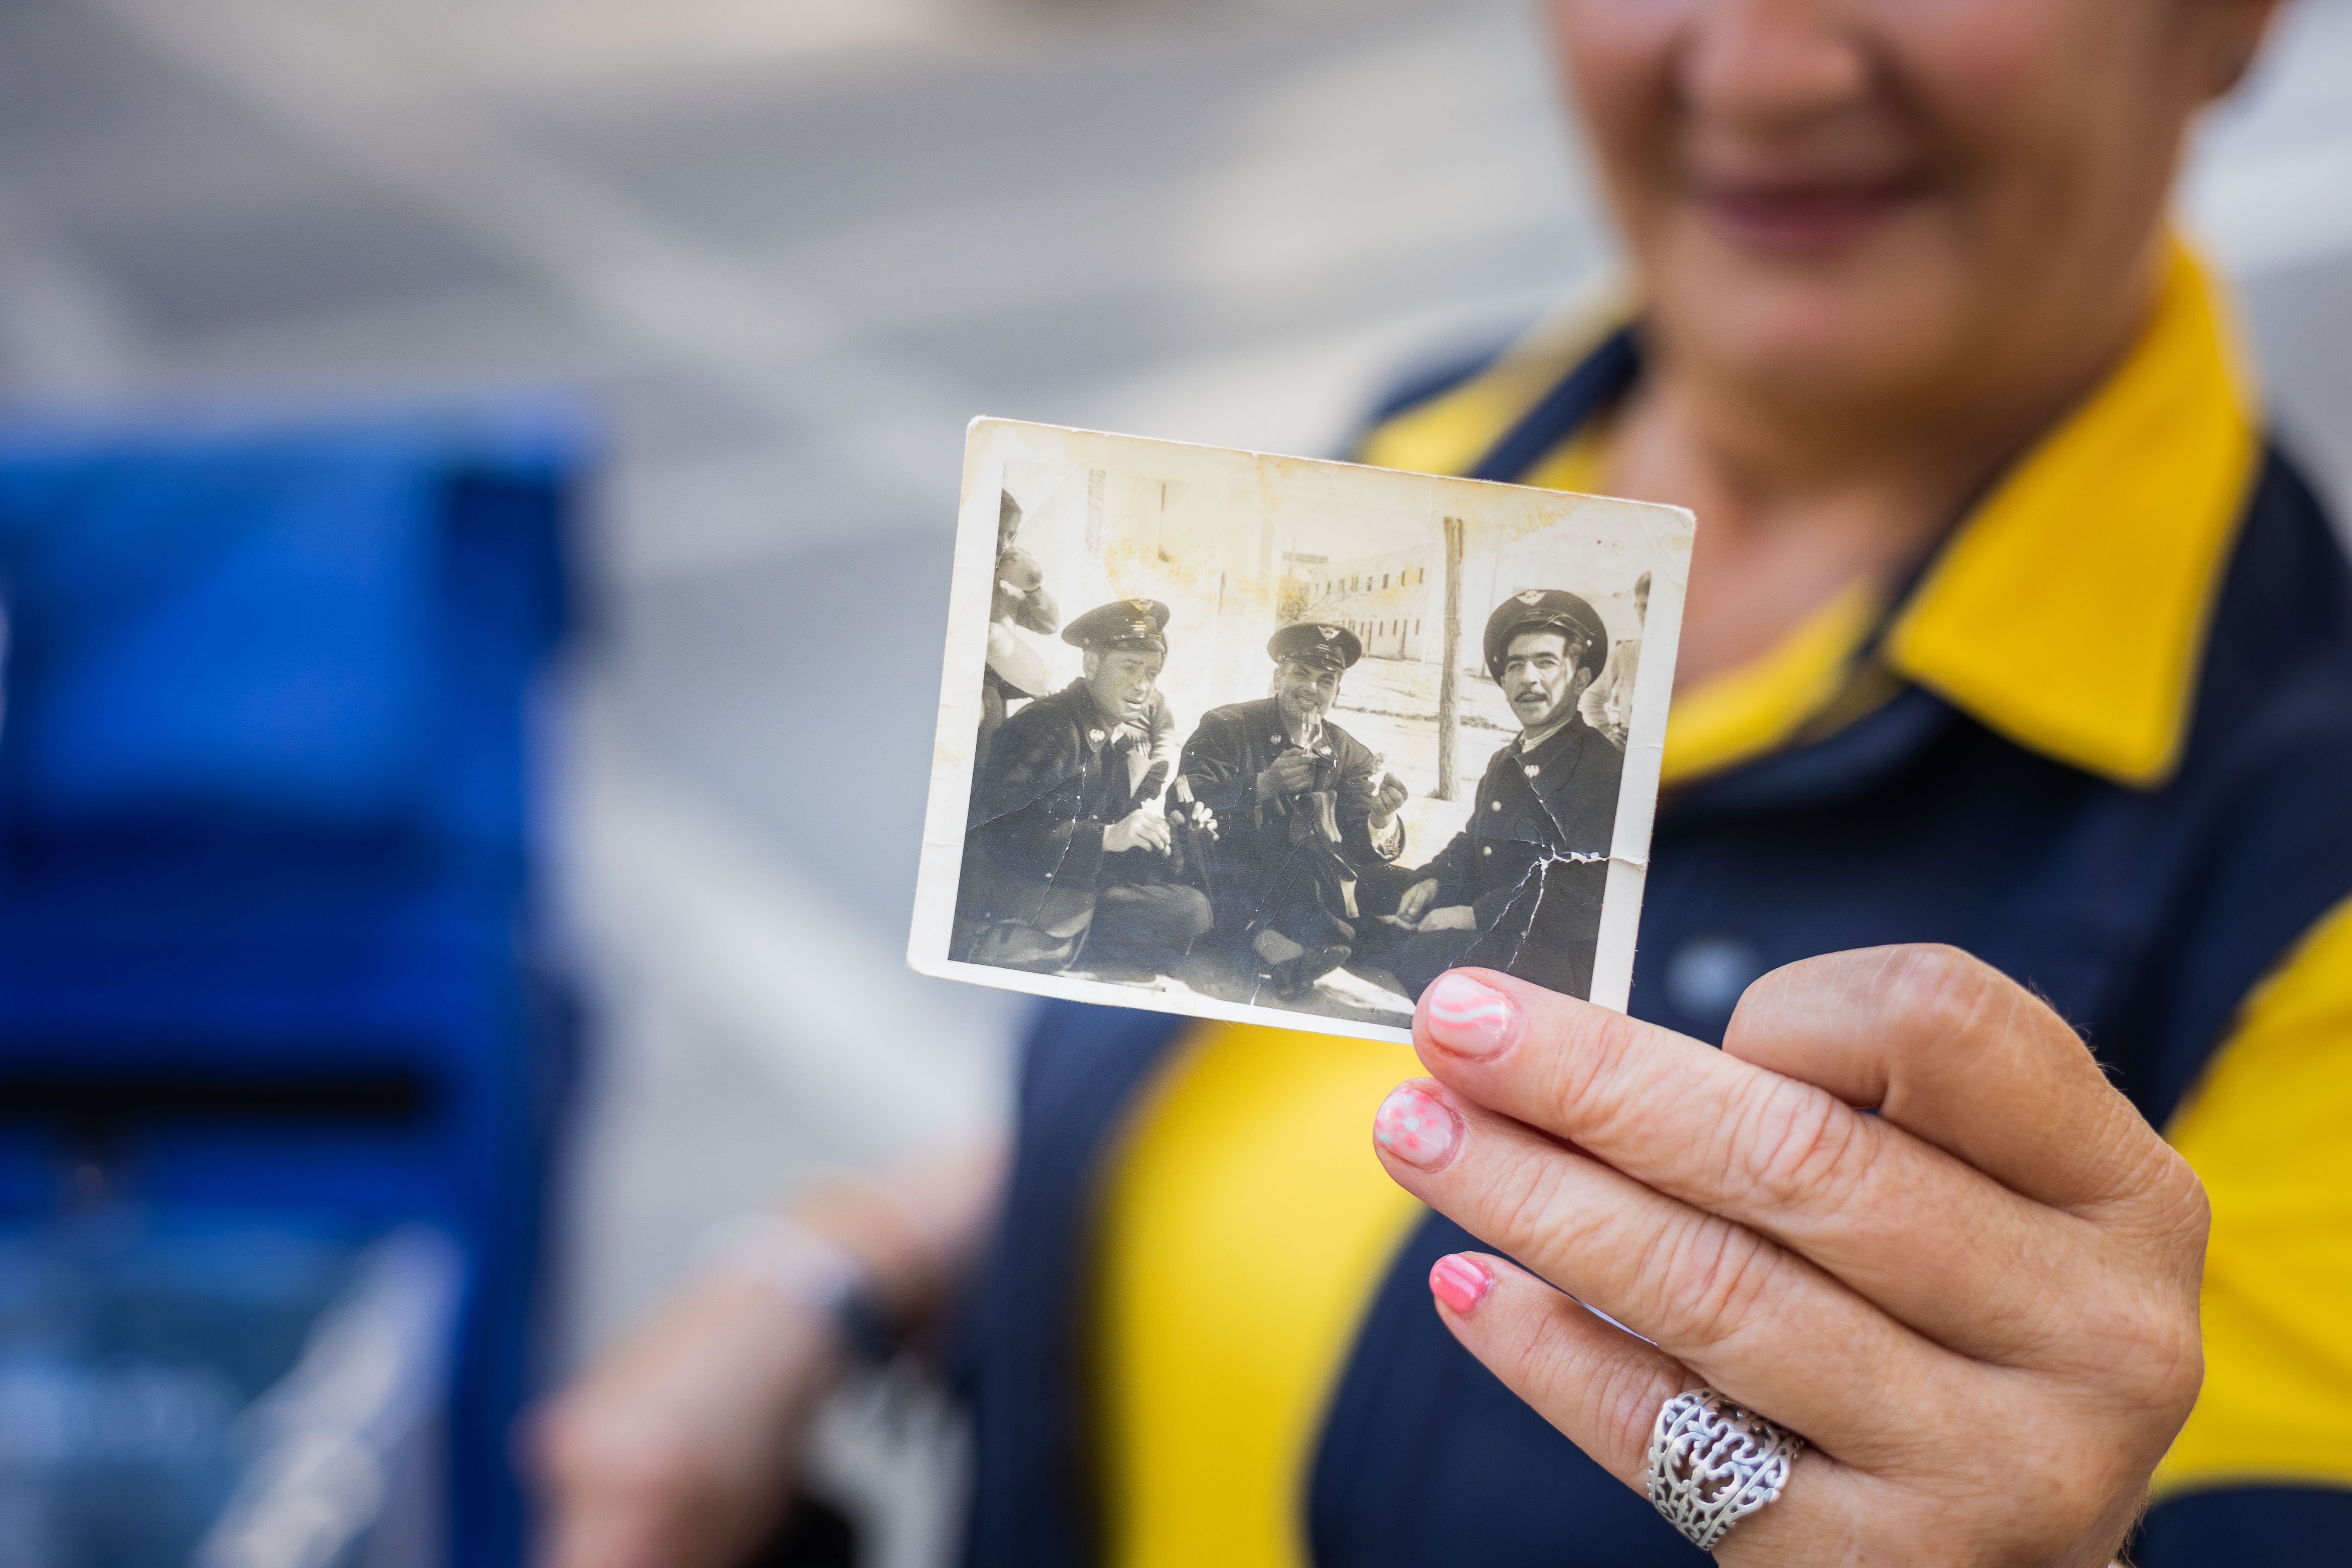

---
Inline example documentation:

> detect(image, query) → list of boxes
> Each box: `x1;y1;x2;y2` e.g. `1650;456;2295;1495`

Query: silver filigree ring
1645;1388;1805;1550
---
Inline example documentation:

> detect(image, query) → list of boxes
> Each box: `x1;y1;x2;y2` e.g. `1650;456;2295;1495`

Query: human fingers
1412;968;2105;1362
1425;1252;1687;1487
533;1490;737;1568
1371;1078;1973;1456
1374;1078;2182;1561
527;1239;861;1568
1420;1252;1861;1557
1724;946;2200;1233
1421;1244;2151;1568
528;1306;805;1568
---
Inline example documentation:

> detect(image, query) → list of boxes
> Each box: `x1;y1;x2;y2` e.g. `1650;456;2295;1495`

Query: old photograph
910;419;1694;1042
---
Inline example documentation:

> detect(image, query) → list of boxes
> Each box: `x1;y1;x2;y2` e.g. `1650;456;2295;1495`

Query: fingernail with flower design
1429;1253;1494;1315
1421;971;1519;1058
1374;1082;1461;1170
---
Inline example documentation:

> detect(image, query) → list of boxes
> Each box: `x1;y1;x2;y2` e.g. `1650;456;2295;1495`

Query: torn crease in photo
909;417;1694;1044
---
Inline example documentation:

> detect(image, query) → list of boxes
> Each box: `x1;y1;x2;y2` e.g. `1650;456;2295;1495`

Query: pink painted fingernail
1373;1082;1461;1170
1430;1253;1494;1315
1421;971;1519;1058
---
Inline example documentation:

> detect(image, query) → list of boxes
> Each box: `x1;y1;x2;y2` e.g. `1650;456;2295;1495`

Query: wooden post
1436;515;1465;801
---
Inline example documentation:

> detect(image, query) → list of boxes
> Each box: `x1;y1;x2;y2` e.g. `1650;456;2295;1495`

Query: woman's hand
530;1147;1004;1568
530;1266;842;1568
1374;949;2208;1566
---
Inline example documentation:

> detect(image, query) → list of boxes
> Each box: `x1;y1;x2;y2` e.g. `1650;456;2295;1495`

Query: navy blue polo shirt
957;244;2352;1567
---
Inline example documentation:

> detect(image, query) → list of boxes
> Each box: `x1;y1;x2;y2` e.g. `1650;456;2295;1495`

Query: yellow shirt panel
1354;290;1626;481
1095;1026;1426;1568
2158;894;2352;1495
1657;583;1880;787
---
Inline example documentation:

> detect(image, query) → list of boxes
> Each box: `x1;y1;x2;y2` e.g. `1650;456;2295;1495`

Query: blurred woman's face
1548;0;2272;418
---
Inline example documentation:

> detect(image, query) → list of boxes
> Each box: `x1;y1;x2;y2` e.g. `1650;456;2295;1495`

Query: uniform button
1663;935;1768;1030
1489;800;1503;812
1480;845;1492;856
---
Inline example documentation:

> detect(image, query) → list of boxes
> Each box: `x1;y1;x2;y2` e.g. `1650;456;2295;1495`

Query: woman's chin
1664;278;1972;416
1639;211;1986;408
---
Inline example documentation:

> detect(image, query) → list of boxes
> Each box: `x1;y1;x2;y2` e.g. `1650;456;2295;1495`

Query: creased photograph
910;418;1693;1041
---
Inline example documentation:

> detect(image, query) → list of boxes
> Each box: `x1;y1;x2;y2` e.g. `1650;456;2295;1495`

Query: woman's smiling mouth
1694;173;1926;257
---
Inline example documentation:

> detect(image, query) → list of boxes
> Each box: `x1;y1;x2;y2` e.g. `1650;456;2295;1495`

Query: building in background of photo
1289;548;1434;660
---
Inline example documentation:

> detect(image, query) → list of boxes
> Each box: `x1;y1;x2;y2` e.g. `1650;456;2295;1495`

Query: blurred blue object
0;1214;459;1568
0;404;587;1568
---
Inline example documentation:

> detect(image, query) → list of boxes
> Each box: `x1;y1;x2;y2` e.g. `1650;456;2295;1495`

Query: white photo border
908;416;1694;1041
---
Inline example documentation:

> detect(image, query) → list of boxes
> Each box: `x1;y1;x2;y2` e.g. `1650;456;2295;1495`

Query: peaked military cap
1268;620;1362;673
1063;598;1170;654
1483;588;1609;680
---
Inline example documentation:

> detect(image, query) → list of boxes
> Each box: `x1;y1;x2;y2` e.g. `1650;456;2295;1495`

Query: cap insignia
1516;589;1544;605
1317;625;1340;640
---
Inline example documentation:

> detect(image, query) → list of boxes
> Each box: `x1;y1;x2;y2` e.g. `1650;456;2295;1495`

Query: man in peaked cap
1379;587;1623;1001
1177;620;1409;1000
957;599;1211;975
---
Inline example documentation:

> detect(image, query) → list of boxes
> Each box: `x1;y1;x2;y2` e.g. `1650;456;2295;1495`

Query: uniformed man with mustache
1378;589;1623;1001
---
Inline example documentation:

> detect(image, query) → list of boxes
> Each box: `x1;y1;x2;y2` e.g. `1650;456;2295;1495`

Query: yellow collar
1884;241;2261;786
1357;241;2262;789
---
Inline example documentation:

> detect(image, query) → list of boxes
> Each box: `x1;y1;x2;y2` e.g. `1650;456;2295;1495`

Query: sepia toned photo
910;419;1694;1042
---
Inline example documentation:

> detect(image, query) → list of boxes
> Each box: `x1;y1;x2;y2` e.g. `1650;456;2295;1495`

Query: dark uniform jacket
1416;714;1623;998
1176;698;1402;931
957;317;2352;1568
962;680;1158;940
